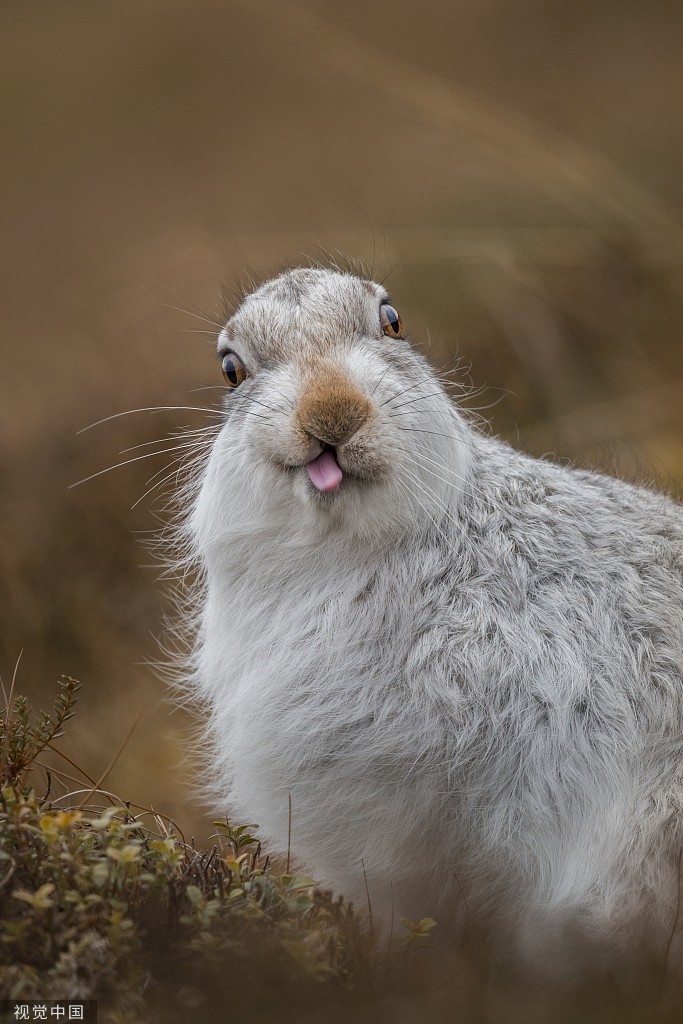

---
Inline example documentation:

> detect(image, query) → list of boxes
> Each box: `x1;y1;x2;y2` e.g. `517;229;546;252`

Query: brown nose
296;370;372;447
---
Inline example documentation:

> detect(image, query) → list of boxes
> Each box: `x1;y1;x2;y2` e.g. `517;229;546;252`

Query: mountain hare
182;267;683;970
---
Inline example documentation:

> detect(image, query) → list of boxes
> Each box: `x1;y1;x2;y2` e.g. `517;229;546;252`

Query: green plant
0;679;375;1023
0;675;80;787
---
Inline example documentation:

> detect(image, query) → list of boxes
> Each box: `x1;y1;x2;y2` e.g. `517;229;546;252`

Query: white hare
181;267;683;970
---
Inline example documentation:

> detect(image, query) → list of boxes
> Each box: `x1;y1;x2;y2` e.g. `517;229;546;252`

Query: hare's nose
296;371;371;447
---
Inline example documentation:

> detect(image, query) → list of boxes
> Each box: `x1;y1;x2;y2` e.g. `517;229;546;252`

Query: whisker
396;445;468;486
124;440;214;463
242;393;291;414
396;426;478;444
120;427;219;455
69;445;209;489
461;394;508;414
161;301;224;330
243;411;272;423
78;406;223;434
388;411;493;448
394;477;459;554
378;375;441;410
134;464;190;509
143;449;206;489
457;384;495;402
132;446;214;509
398;447;489;503
387;409;444;419
146;282;226;326
388;391;447;413
394;426;482;457
398;466;470;545
369;366;393;397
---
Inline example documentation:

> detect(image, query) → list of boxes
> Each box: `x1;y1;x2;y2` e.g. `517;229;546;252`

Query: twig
361;858;374;938
286;792;292;874
0;650;23;776
655;846;683;1008
75;705;147;810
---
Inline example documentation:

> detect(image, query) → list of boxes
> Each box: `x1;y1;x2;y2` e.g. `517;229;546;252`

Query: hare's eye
380;303;403;339
221;352;247;389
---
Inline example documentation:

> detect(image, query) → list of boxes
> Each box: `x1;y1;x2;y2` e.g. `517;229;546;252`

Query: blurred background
1;0;682;841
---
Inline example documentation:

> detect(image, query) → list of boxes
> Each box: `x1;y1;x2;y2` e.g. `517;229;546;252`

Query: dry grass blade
75;703;148;810
0;650;23;780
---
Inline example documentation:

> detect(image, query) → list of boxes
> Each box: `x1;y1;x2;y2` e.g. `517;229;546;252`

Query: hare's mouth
305;444;343;493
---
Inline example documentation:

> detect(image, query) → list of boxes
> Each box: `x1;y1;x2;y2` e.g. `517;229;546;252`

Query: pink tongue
306;449;343;492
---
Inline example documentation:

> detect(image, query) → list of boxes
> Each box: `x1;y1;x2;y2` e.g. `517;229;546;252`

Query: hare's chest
228;574;409;701
202;560;441;748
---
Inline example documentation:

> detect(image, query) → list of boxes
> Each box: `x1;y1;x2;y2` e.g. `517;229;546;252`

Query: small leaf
90;807;126;830
13;883;55;909
91;862;109;888
285;876;317;891
40;810;82;834
414;917;437;935
185;885;204;908
106;843;141;864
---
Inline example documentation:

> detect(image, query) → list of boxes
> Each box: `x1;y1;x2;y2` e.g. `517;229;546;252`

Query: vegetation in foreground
0;678;430;1023
1;677;683;1024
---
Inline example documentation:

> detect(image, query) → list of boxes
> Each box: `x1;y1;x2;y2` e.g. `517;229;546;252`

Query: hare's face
193;268;471;550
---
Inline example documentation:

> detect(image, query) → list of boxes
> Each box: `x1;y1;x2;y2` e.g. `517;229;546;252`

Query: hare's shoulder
471;437;682;543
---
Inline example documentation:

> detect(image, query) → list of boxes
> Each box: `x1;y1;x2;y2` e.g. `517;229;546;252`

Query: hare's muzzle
296;371;371;446
296;370;372;492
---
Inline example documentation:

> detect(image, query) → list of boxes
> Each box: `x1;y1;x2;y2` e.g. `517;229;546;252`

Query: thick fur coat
181;267;683;970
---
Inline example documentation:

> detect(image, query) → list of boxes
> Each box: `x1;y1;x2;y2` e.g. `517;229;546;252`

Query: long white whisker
120;427;219;455
161;302;224;330
398;462;470;544
394;477;458;555
70;445;209;489
412;459;487;504
394;425;482;458
78;407;223;434
144;448;207;489
133;464;190;510
461;394;508;414
126;439;214;462
396;445;480;494
132;447;214;509
177;329;221;336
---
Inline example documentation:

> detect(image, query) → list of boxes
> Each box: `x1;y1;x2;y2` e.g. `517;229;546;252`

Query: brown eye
380;303;402;339
221;352;247;389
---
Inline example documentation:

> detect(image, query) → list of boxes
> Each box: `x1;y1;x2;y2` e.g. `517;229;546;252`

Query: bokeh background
2;0;683;842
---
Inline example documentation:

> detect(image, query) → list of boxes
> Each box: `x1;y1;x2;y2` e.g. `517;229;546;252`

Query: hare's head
191;268;473;553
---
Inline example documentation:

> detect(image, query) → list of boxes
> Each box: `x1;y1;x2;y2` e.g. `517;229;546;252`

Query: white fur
176;268;683;970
